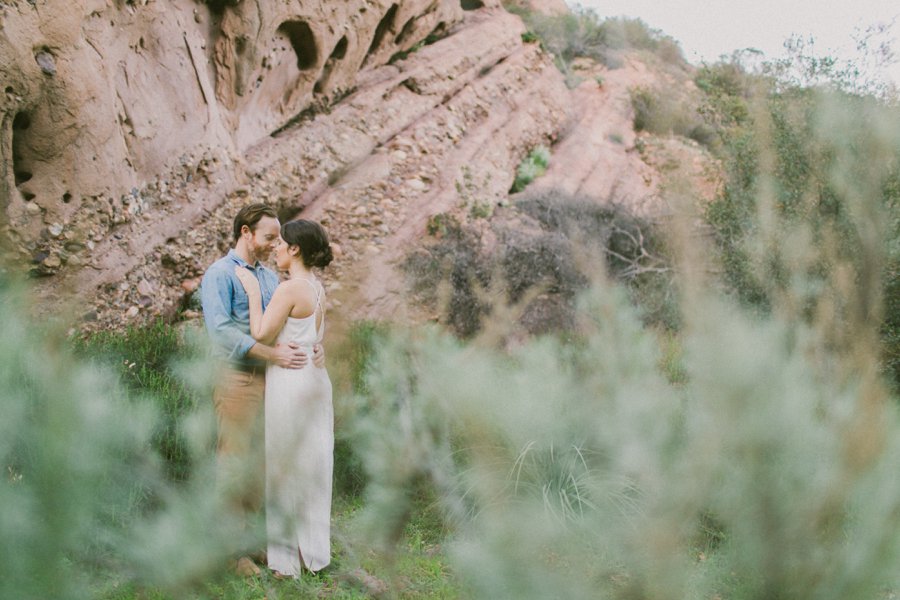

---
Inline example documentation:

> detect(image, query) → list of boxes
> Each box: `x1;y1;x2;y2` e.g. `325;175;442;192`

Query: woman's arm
234;267;294;345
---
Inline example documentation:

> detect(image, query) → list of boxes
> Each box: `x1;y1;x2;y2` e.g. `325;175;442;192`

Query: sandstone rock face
16;5;568;328
0;0;490;274
525;56;663;217
4;1;701;332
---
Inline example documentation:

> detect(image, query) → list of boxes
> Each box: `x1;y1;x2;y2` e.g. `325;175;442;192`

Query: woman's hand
234;266;261;297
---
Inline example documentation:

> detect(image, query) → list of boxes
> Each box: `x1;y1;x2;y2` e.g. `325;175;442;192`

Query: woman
234;219;333;577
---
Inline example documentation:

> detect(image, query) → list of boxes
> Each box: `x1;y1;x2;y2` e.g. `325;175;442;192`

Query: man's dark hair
233;203;278;243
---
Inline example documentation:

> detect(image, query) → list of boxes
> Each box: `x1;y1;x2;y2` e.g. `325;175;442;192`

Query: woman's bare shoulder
279;278;318;315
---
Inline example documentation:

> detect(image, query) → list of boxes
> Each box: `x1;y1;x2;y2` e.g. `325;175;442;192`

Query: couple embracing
200;203;333;578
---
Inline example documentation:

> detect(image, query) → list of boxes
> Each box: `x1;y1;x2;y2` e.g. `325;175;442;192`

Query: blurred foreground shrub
351;273;900;599
0;286;243;599
73;321;205;481
698;56;900;387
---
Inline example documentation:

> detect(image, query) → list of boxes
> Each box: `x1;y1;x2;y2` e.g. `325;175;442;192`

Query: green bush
350;278;900;599
631;85;711;145
510;145;551;193
507;6;686;78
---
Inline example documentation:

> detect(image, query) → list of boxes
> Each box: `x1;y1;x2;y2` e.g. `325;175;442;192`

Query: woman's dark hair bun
308;246;333;268
281;219;333;269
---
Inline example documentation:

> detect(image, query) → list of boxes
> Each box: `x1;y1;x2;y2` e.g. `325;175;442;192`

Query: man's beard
251;246;272;264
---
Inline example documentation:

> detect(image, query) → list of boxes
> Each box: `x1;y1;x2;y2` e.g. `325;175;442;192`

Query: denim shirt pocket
232;282;250;313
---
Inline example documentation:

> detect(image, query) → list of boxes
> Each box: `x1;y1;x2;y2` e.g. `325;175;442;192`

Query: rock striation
2;0;718;331
0;0;491;277
6;4;571;328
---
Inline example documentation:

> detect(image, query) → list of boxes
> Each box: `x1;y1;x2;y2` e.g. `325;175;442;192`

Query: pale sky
577;0;900;86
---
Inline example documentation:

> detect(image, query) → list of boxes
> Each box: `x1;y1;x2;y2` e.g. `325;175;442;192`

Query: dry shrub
403;191;676;337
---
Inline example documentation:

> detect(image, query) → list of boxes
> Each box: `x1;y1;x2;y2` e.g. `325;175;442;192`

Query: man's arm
201;266;309;368
200;267;257;361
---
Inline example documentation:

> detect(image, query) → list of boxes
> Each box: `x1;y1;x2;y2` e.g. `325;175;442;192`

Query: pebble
137;279;155;296
406;178;426;191
43;254;61;269
48;223;63;237
26;203;41;215
35;51;56;76
125;306;140;318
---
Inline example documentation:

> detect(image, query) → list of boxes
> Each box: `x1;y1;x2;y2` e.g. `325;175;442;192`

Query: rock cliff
0;0;718;329
1;0;487;269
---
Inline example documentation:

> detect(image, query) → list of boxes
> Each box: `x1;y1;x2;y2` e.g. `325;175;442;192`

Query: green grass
98;496;459;600
71;319;459;599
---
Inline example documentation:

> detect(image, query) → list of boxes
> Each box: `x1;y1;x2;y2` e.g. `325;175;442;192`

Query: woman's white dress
264;280;333;575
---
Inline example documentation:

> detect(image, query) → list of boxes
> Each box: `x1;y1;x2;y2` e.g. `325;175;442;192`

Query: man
200;203;324;576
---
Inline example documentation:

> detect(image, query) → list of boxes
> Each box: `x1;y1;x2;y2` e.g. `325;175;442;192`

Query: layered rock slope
1;0;487;275
2;0;719;329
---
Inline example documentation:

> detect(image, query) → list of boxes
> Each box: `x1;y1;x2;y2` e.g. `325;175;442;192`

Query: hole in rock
461;0;484;9
278;20;318;70
14;170;33;186
314;36;350;94
331;36;348;60
395;18;416;45
12;112;33;188
13;112;30;130
366;4;398;58
62;192;72;203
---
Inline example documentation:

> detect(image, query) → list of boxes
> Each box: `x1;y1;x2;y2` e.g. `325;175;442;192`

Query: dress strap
299;277;322;310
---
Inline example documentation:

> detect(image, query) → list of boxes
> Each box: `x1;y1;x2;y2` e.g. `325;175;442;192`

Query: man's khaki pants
213;367;266;531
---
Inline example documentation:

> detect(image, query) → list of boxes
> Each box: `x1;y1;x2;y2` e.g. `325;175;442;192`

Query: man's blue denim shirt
200;249;280;366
